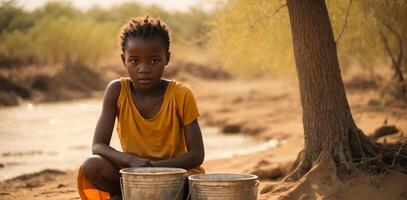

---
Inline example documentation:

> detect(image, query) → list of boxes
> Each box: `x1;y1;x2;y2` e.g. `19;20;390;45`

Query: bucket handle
119;177;125;200
173;180;194;200
185;182;193;200
172;178;186;200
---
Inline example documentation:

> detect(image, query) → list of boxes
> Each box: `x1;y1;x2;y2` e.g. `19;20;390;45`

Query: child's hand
125;153;148;167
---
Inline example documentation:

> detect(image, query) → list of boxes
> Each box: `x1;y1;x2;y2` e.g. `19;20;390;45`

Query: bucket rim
120;167;187;175
188;173;258;182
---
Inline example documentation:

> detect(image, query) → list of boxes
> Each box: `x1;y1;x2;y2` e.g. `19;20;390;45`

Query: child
77;16;205;200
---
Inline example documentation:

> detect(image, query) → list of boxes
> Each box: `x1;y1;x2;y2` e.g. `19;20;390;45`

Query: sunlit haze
12;0;216;12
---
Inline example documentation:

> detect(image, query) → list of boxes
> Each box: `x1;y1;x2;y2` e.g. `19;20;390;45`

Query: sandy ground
1;69;407;199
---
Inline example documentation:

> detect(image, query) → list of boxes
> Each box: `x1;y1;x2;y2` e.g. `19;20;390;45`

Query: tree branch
380;22;405;82
250;3;287;29
335;0;352;45
379;29;397;70
268;3;287;19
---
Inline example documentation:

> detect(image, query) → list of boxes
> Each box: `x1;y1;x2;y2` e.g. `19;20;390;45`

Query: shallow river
0;98;277;181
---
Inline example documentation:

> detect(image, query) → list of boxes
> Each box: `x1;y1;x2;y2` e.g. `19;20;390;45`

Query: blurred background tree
361;0;407;93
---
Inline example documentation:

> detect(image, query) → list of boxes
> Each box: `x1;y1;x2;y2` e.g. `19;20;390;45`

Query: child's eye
130;59;139;65
151;59;160;64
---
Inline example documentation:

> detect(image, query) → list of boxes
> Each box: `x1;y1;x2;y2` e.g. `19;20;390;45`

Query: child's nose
138;63;151;73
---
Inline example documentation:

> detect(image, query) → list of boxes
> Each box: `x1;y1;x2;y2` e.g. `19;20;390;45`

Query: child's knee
82;155;104;180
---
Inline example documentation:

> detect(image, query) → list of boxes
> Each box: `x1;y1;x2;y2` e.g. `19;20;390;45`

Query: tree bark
286;0;356;179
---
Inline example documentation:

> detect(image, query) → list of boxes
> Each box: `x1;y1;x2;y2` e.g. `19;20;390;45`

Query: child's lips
137;78;153;84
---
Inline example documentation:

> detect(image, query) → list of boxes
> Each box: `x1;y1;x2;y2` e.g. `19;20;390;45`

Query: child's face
122;37;170;91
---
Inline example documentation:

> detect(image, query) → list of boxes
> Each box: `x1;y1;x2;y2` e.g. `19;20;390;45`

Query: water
0;99;277;181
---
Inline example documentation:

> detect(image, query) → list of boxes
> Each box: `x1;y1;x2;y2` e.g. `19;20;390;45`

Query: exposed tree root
369;125;399;140
283;150;312;182
284;126;407;182
351;128;407;173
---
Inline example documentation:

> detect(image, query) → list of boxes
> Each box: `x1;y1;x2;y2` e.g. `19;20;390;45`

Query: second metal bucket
120;167;186;200
188;173;259;200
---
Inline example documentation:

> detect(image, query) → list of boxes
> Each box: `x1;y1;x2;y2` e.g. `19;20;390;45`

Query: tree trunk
285;0;407;180
285;0;356;179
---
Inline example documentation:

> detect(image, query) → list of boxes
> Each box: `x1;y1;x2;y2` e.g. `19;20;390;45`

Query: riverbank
1;135;406;200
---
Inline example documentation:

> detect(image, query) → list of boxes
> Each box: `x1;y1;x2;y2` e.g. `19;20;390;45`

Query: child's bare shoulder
103;79;121;102
106;79;121;92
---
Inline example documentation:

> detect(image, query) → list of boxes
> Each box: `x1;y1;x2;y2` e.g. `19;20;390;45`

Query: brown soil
0;63;105;106
0;63;406;199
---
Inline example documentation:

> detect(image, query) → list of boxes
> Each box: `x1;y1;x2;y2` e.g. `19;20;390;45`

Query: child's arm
91;80;148;168
153;119;205;169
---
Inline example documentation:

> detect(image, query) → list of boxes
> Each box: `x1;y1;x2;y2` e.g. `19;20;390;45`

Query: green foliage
32;2;79;19
209;0;294;77
29;17;115;65
84;3;211;45
86;3;144;23
328;0;407;74
0;2;210;68
361;0;407;75
209;0;407;78
0;30;34;66
0;2;35;35
326;0;381;70
169;7;211;44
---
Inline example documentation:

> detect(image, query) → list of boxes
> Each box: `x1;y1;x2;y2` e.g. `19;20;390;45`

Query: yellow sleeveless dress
77;78;204;200
116;77;205;174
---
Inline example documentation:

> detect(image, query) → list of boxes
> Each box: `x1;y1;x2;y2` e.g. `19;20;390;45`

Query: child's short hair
119;15;171;53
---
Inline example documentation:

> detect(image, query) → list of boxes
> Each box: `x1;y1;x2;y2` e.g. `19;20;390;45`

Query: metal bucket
188;173;259;200
120;167;186;200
